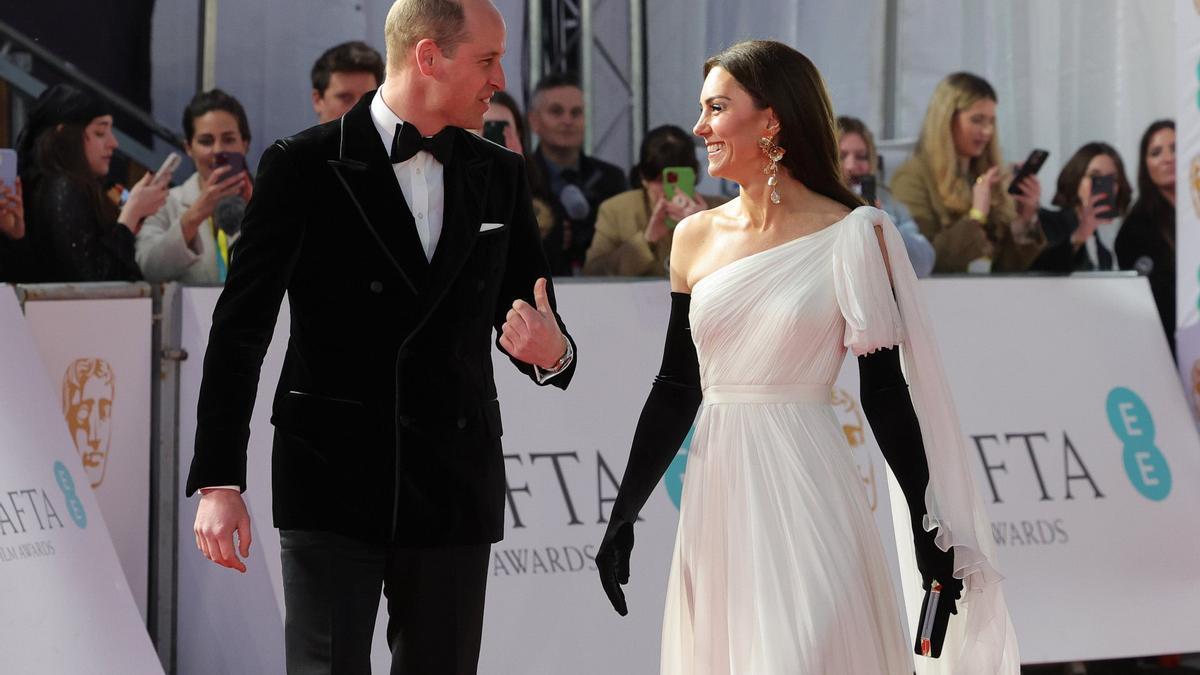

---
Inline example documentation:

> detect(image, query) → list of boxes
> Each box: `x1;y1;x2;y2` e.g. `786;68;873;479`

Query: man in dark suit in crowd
187;0;576;673
527;73;627;275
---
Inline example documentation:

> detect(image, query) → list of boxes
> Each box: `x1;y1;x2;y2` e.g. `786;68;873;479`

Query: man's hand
499;278;567;369
194;488;253;573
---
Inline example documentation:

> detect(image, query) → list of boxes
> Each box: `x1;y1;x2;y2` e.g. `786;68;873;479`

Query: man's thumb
533;277;551;313
238;516;253;557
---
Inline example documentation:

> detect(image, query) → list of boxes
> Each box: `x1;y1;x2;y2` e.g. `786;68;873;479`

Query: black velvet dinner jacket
185;92;577;545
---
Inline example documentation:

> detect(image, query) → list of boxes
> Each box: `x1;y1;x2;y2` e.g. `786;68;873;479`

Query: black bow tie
390;122;454;164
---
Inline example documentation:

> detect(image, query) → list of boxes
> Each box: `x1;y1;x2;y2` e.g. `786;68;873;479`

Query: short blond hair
384;0;468;70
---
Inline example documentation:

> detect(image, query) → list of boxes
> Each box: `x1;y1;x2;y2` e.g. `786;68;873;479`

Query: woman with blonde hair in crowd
836;115;934;276
891;72;1044;274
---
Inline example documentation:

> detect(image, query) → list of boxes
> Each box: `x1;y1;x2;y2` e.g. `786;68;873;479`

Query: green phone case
662;166;697;229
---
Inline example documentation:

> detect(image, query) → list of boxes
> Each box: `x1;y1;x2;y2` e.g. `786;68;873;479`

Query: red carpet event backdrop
164;277;1200;672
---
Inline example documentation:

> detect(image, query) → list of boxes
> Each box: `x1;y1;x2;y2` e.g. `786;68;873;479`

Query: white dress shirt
370;91;445;261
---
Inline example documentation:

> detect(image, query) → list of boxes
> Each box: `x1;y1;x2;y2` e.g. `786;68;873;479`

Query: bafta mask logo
62;358;115;488
1190;154;1200;218
832;388;878;511
1192;360;1200;422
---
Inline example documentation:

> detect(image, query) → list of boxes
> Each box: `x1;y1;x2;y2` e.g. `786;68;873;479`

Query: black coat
1028;207;1115;273
1115;202;1176;355
533;148;627;275
185;92;577;545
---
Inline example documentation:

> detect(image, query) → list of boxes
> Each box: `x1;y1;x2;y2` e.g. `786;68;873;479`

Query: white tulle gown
660;207;1019;675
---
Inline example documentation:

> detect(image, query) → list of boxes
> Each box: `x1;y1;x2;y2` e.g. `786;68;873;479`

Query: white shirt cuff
533;339;574;384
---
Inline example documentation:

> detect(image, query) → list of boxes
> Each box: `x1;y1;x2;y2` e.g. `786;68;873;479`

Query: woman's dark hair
183;89;252;144
1052;142;1132;215
488;90;529;155
704;40;863;211
486;90;549;199
19;85;117;224
310;40;384;95
1125;119;1175;243
632;125;698;188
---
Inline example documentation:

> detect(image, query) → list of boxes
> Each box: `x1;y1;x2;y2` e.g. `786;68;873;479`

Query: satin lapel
327;103;430;294
424;134;492;309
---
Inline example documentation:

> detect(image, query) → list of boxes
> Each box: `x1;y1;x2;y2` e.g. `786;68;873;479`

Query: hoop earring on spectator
759;135;785;204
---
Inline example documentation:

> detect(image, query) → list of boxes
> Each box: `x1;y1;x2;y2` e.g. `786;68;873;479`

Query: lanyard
212;218;229;283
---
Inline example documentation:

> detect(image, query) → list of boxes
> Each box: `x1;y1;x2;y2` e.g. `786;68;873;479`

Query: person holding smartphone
16;84;167;283
837;116;935;277
136;89;253;283
891;72;1045;274
0;164;27;282
583;125;725;277
1029;142;1131;273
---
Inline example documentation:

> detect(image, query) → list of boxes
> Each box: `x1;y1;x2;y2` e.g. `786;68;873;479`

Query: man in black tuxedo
186;1;576;673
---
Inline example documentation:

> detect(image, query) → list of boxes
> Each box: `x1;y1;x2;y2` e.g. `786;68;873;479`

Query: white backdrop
1177;0;1200;421
174;274;1200;671
647;0;1175;189
22;297;154;621
150;0;528;175
0;291;162;675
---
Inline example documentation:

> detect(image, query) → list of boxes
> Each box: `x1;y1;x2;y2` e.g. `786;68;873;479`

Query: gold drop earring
758;135;785;204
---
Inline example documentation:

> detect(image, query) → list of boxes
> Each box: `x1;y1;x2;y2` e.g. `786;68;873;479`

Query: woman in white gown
595;41;1020;674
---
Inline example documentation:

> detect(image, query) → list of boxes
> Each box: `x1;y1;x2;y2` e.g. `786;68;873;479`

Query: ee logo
1106;388;1171;501
664;426;696;510
54;460;88;528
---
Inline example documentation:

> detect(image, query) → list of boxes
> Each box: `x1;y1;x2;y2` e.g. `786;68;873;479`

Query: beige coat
135;172;224;283
890;155;1044;273
583;188;726;277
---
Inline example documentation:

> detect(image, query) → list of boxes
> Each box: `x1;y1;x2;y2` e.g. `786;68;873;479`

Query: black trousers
280;529;491;675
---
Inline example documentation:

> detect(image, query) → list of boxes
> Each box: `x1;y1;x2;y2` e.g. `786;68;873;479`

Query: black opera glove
597;292;702;616
858;346;962;658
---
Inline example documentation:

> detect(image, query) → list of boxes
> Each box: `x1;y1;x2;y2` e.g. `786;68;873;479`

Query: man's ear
311;89;323;114
414;39;439;77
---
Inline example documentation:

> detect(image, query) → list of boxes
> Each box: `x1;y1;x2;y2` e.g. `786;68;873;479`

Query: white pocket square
479;222;506;232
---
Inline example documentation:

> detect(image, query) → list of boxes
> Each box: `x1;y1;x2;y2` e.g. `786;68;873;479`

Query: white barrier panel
1178;0;1200;421
176;276;1200;670
175;288;289;675
900;277;1200;662
0;290;162;674
23;297;153;620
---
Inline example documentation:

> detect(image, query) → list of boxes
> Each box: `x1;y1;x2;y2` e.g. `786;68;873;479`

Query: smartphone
1090;174;1119;219
214;151;247;178
0;148;16;188
663;166;696;200
859;174;877;205
662;166;697;230
1007;149;1049;195
152;152;181;186
483;120;508;147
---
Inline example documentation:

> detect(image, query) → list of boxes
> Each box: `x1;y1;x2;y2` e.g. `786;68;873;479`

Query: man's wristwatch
548;337;573;372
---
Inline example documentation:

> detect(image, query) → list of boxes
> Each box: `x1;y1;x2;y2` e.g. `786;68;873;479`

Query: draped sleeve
833;207;1021;674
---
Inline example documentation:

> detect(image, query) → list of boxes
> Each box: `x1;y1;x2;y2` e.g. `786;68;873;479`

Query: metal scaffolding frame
527;0;646;167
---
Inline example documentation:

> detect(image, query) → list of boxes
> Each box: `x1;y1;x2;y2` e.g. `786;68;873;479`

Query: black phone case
1007;150;1049;195
1091;175;1119;219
